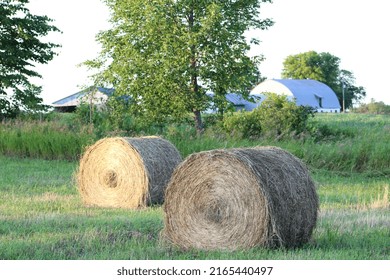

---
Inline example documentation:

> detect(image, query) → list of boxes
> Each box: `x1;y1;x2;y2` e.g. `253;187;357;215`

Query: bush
222;93;315;139
222;110;262;138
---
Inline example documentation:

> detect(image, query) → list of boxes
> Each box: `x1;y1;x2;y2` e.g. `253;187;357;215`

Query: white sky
28;0;390;105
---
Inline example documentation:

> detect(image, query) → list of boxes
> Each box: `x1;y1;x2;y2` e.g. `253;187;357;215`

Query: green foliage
282;51;366;110
310;123;355;142
0;119;94;160
253;93;315;138
1;112;390;175
282;51;340;87
222;110;263;138
0;0;61;118
1;82;49;120
300;114;390;174
353;99;390;114
223;93;315;139
73;103;113;138
85;0;273;131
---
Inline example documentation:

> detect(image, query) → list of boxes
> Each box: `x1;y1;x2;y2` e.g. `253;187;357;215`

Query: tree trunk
193;109;203;135
188;7;203;135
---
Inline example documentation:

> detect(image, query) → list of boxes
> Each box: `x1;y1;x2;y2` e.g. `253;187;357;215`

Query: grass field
0;155;388;260
1;113;389;259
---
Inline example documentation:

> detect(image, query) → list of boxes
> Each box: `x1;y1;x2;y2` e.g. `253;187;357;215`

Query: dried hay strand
77;136;182;209
162;146;319;250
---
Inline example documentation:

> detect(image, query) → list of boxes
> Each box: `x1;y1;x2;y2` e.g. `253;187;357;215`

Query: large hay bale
77;136;182;209
162;146;318;250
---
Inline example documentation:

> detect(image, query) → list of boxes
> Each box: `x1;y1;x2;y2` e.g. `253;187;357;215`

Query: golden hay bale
162;146;319;250
77;136;182;209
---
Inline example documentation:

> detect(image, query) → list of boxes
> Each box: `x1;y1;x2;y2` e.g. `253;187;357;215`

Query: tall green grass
298;114;390;174
1;113;390;175
0;120;95;160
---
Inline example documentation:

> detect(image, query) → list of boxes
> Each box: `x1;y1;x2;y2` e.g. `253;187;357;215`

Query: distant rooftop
52;87;114;107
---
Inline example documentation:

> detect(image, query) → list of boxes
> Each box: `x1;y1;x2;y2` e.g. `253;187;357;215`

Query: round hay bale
77;136;182;209
162;146;318;250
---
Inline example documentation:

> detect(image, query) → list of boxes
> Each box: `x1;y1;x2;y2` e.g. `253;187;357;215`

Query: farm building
205;93;262;113
52;87;114;112
250;79;341;113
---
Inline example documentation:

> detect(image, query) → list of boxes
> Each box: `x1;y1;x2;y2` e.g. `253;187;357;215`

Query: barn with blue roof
251;79;341;113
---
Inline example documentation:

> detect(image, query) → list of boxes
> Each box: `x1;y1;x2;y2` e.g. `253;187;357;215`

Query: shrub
256;93;315;138
222;93;315;139
222;110;262;138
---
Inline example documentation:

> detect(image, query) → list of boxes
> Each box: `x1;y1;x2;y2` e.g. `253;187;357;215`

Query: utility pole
342;81;345;113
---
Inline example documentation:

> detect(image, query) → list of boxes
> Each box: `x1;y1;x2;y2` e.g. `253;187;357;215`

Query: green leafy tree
0;0;60;119
282;51;366;110
85;0;273;133
338;69;366;109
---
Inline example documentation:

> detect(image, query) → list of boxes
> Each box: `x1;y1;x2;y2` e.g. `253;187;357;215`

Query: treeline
353;100;390;114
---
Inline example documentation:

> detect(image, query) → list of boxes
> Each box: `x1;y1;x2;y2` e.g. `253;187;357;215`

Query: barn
250;79;341;113
52;87;114;112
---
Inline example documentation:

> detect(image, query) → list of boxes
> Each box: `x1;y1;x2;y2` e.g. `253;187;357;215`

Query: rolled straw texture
77;136;182;209
162;146;318;250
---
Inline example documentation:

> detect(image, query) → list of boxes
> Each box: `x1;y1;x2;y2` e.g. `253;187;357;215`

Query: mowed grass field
0;114;389;259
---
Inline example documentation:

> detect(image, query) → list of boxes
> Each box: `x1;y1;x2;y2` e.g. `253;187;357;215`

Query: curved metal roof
251;79;341;109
